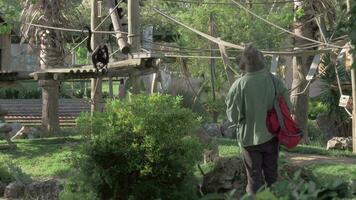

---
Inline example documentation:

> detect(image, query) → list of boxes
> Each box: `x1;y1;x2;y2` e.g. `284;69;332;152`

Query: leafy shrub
308;99;327;120
62;94;204;200
0;162;32;184
0;87;41;99
0;164;14;184
241;171;355;200
307;120;326;146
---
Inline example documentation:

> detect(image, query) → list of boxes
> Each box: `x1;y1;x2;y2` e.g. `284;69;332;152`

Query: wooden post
350;48;356;153
91;0;103;113
106;0;130;54
347;0;356;153
209;13;218;123
128;0;141;94
109;77;114;98
208;13;216;101
39;80;60;135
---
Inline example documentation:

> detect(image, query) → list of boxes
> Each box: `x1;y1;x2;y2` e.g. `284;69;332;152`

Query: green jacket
225;68;291;147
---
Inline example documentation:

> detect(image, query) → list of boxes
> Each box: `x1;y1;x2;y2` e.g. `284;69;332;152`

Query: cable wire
230;0;343;49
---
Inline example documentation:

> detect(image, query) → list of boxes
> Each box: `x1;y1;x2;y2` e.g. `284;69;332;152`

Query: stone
0;181;6;197
220;120;236;139
203;123;222;138
10;126;41;140
4;182;25;199
201;157;247;198
326;137;352;150
9;123;23;138
0;123;12;133
24;179;63;200
195;128;219;164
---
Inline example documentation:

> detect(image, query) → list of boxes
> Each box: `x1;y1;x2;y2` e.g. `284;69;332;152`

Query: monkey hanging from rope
85;26;109;72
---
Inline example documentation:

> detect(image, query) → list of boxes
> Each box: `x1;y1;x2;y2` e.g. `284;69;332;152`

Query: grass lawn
307;163;356;181
0;137;81;180
1;136;355;182
216;138;356;182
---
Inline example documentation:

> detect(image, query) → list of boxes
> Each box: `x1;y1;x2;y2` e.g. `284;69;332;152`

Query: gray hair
239;44;266;72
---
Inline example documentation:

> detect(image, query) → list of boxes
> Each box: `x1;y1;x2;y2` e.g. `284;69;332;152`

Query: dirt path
284;152;356;166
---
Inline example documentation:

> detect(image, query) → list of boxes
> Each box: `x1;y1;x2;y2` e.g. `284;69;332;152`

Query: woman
225;45;291;195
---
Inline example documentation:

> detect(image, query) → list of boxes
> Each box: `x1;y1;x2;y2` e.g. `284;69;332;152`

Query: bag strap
269;73;285;129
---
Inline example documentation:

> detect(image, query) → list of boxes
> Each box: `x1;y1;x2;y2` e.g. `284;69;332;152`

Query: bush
308;100;327;120
62;94;204;200
241;171;355;200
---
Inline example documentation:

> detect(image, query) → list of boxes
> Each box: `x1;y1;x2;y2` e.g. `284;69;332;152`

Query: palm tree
290;0;336;143
20;0;79;135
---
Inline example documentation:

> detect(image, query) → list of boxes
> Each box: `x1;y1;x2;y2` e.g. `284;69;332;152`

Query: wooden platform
0;99;90;126
0;57;159;82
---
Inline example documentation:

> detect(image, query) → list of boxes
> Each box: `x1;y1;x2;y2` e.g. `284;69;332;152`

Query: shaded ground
284;152;356;166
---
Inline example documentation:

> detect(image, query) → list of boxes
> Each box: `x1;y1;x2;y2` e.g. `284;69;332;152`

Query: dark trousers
241;137;279;195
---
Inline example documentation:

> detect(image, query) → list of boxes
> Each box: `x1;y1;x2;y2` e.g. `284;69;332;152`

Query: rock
201;157;247;198
24;179;63;200
27;127;41;139
4;181;25;199
326;137;352;150
203;123;222;138
0;123;12;133
11;126;41;140
195;128;219;164
220;120;236;139
0;181;6;197
9;123;23;138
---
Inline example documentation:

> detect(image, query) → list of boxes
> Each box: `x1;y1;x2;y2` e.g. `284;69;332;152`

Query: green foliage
203;95;225;113
65;94;204;200
242;171;355;200
307;120;326;147
0;162;32;184
0;137;80;180
295;7;305;19
0;87;41;99
5;162;32;184
308;100;327;120
0;164;14;184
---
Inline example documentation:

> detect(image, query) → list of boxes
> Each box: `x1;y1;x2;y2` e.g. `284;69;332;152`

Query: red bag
266;76;303;149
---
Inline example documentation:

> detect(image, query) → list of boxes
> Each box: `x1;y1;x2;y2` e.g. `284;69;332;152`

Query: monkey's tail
84;26;92;53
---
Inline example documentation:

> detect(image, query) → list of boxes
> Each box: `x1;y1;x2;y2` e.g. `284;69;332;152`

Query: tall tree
291;0;336;143
20;0;73;135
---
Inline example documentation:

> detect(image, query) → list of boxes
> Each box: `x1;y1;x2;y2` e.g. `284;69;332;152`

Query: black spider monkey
85;26;109;72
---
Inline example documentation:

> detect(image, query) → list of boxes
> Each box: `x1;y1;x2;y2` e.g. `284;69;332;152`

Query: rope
153;8;244;50
69;0;125;55
161;0;299;5
230;0;343;49
153;8;334;56
334;48;353;118
23;22;128;34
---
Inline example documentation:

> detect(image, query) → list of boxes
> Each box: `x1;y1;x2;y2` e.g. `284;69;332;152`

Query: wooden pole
208;13;216;101
91;0;103;113
128;0;141;94
128;0;140;51
106;0;130;54
347;0;356;153
208;13;218;123
109;77;113;98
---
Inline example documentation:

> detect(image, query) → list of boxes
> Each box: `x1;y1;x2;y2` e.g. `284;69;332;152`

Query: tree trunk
290;1;318;143
39;28;64;136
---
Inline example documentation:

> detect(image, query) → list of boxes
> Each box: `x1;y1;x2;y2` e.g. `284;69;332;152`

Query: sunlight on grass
216;138;240;157
284;145;356;158
0;137;81;180
307;164;356;181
